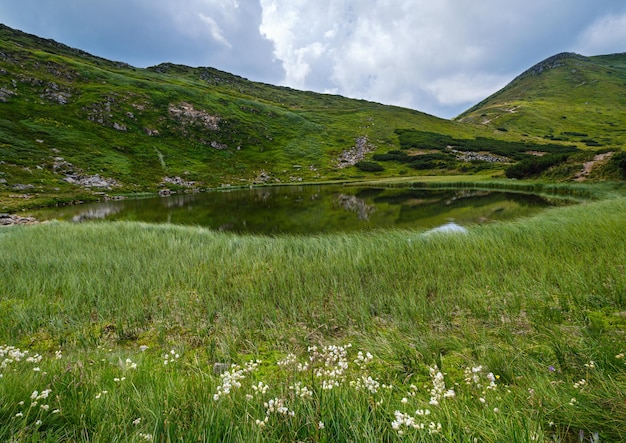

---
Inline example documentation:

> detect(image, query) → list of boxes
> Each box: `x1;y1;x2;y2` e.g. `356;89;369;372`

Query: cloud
198;13;232;47
0;0;282;81
1;0;626;118
258;0;626;117
575;13;626;55
425;73;511;107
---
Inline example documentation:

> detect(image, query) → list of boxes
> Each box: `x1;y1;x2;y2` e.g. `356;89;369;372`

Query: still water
33;186;568;235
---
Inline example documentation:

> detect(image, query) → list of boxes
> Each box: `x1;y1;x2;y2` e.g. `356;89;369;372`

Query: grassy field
1;183;625;441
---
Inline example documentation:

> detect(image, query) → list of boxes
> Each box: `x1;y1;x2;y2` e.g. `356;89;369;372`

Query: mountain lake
31;185;572;235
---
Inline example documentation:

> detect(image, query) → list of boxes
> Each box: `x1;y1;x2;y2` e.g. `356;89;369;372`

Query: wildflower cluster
309;344;351;390
13;388;59;423
163;349;180;365
1;345;46;376
392;363;504;437
246;381;270;400
289;381;313;399
124;358;138;370
213;360;261;400
429;366;456;406
464;365;497;391
391;410;441;436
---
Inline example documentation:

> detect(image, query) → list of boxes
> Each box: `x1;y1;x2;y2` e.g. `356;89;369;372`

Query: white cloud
258;0;626;117
198;13;232;47
2;0;625;118
426;73;511;107
575;13;626;55
259;0;511;114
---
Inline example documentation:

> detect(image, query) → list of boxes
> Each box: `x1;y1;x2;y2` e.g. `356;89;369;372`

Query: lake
32;185;569;235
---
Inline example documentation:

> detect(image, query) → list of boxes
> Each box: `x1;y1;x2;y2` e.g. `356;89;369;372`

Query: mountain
0;24;624;211
0;23;479;209
456;52;626;148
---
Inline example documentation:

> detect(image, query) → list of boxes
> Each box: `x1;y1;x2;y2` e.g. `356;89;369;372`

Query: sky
1;1;625;119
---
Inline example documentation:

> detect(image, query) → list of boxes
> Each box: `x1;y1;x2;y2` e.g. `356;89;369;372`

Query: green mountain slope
1;23;488;209
457;52;626;148
1;25;624;211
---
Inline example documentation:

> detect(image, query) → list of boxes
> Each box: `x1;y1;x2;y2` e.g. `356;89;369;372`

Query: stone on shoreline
0;213;38;226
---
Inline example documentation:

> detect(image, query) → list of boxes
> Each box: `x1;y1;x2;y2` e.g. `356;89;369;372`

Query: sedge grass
0;195;625;441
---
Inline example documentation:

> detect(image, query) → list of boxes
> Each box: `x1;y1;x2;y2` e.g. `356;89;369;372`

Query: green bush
355;161;384;172
610;151;626;177
505;154;570;179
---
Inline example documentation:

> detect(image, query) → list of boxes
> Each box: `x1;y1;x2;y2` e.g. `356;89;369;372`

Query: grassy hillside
455;52;626;182
1;25;625;213
457;52;626;147
0;24;492;211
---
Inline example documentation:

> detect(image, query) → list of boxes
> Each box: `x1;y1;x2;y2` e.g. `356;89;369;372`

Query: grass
2;23;626;442
1;186;625;441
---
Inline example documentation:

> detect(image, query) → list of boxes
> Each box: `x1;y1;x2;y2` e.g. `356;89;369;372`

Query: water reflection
335;194;375;220
33;186;570;235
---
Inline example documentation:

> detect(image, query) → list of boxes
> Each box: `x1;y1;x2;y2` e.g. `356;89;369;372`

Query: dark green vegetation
2;26;625;212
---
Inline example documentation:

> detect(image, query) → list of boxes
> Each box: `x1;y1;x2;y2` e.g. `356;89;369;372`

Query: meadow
0;183;625;441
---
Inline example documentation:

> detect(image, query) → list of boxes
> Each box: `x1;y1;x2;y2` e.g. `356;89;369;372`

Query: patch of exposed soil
574;152;613;181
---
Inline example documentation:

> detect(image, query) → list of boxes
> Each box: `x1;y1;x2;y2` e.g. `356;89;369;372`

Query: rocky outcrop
0;213;37;226
519;52;588;78
161;176;196;188
0;86;16;102
52;157;120;189
337;136;375;168
448;148;509;163
64;174;119;188
168;102;220;130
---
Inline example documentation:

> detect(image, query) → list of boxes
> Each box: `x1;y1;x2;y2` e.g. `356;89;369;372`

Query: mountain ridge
1;24;625;211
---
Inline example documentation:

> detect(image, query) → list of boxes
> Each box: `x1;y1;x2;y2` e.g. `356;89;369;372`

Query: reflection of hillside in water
32;185;565;234
72;204;123;222
335;194;375;220
160;194;196;209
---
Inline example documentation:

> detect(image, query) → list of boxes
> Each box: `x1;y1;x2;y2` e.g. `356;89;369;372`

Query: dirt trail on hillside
574;152;613;181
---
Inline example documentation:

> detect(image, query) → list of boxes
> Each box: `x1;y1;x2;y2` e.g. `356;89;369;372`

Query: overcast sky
1;1;625;118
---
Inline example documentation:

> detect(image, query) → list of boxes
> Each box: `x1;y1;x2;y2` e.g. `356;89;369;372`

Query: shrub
505;154;570;179
355;161;384;172
609;151;626;177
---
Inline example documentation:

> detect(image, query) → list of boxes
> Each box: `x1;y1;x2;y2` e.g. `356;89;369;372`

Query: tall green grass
0;196;625;441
